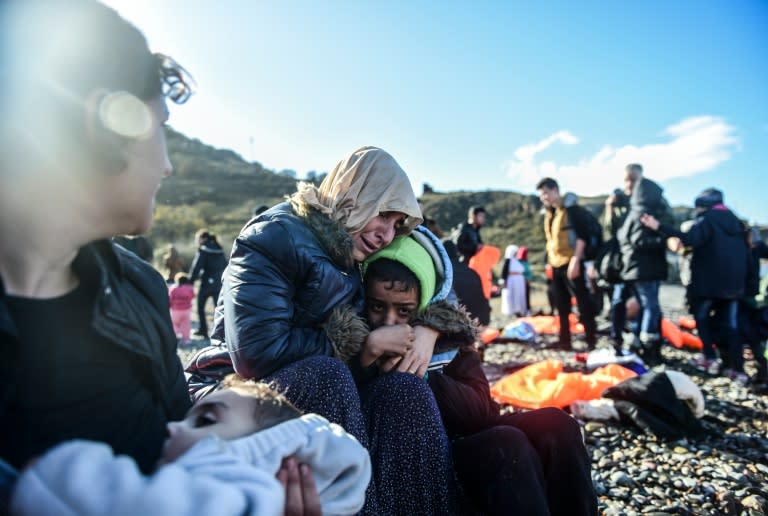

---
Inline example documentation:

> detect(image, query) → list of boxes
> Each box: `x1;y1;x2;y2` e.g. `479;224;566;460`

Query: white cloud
513;130;579;162
504;116;739;195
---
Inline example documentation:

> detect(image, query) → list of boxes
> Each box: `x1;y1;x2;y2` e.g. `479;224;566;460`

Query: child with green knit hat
360;226;597;516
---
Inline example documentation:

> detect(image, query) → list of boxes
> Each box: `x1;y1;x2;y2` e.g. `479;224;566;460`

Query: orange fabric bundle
680;331;704;350
490;359;637;409
468;245;501;299
678;317;697;330
480;327;500;344
661;318;684;349
515;313;585;335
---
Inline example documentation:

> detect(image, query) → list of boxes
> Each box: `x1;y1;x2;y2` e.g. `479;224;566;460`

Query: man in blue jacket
641;188;749;382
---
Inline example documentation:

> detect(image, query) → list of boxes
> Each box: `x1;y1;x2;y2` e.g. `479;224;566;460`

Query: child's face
160;388;259;464
366;279;419;329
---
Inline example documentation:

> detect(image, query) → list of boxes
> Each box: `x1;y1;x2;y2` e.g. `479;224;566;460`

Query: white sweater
11;414;370;516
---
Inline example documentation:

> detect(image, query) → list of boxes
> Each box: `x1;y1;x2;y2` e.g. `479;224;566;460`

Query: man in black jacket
641;188;749;382
443;240;491;326
189;230;227;337
617;164;670;365
456;206;486;263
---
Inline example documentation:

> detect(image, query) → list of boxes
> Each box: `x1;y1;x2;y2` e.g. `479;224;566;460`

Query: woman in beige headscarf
188;146;460;514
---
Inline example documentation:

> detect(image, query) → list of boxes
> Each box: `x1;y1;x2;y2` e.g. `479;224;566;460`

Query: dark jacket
189;240;227;290
746;241;768;298
658;206;749;299
208;199;367;380
617;178;669;281
443;240;490;326
0;241;191;462
428;348;501;439
456;223;482;262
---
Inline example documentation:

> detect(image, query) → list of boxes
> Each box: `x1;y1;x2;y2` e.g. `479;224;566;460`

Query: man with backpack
536;178;598;350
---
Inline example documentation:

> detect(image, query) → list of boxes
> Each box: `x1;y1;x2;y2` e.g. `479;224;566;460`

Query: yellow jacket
544;207;574;268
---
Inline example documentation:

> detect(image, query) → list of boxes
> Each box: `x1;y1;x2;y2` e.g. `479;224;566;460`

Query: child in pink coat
169;272;195;345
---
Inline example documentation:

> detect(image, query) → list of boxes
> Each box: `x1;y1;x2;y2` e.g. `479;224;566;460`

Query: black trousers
452;408;597;516
551;264;597;348
196;280;220;334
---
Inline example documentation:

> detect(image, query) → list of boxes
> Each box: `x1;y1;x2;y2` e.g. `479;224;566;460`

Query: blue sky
105;1;768;223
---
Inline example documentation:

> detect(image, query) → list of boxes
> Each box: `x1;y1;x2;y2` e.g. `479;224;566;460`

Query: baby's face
365;280;419;329
160;388;259;464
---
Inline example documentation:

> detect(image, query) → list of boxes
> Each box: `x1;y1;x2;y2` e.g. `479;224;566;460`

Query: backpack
566;205;604;261
595;237;623;284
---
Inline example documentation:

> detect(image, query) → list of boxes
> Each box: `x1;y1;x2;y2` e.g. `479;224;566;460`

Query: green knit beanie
363;235;436;310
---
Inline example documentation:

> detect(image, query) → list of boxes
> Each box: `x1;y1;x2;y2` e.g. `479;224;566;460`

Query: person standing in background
536;178;598;350
162;244;186;283
617;163;670;365
169;272;195;345
516;246;533;315
456;206;486;263
189;229;227;337
500;245;527;317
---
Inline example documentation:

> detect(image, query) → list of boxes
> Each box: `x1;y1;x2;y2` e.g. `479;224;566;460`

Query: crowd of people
534;164;767;386
1;1;764;515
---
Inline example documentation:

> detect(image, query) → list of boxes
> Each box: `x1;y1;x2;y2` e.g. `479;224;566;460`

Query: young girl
169;272;195;345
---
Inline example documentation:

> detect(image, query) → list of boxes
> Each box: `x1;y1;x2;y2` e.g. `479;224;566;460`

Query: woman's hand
278;458;321;516
381;325;438;378
359;324;414;367
640;213;660;231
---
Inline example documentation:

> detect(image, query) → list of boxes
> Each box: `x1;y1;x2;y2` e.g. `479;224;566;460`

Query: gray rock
742;494;766;511
610;471;633;487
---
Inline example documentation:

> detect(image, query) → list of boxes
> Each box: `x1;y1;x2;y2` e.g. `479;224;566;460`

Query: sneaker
192;328;208;337
691;356;721;375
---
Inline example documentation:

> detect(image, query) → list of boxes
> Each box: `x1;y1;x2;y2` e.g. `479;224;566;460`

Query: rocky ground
179;284;768;515
485;285;768;515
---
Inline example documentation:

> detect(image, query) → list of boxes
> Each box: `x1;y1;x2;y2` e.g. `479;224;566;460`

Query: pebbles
483;304;768;514
177;286;768;514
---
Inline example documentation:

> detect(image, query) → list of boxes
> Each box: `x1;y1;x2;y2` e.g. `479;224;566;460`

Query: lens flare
98;91;152;139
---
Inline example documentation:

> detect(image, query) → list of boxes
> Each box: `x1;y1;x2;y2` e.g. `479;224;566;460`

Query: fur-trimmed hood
414;300;477;353
289;193;356;270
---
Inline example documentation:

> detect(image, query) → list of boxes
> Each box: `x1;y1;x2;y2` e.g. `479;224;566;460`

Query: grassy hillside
148;128;707;273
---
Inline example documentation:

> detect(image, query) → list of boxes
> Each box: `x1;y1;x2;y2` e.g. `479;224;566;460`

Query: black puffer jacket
209;199;367;380
617;178;669;281
189;239;227;289
456;223;482;262
659;207;748;299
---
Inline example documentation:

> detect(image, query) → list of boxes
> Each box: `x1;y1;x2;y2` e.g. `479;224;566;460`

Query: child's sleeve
226;414;371;516
428;349;502;436
12;439;284;516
